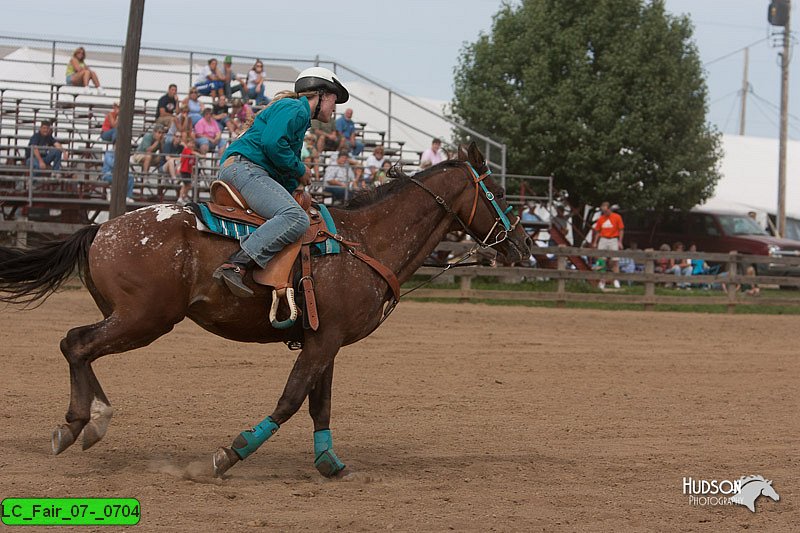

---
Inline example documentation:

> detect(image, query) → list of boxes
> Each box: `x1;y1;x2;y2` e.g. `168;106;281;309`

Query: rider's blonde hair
238;90;321;135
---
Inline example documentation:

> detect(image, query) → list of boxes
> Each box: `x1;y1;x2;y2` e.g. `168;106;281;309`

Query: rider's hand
299;166;312;186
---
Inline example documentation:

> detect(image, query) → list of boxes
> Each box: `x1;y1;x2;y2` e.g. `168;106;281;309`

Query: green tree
451;0;721;241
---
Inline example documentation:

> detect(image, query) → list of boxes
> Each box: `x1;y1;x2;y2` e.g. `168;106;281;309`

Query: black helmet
295;67;349;104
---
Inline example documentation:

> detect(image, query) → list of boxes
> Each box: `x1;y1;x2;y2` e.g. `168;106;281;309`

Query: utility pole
110;0;145;219
777;2;791;238
739;47;749;136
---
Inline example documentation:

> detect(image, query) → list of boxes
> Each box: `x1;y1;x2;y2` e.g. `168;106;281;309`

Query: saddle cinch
207;180;329;331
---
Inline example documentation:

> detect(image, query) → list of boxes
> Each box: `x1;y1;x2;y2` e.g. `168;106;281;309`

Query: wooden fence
412;245;800;312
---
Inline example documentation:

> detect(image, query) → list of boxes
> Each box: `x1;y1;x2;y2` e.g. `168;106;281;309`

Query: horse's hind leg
52;312;179;454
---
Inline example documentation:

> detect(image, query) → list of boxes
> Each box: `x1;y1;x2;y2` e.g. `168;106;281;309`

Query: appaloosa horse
0;143;531;478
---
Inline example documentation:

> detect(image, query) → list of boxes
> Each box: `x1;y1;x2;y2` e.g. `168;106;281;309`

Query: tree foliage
451;0;722;236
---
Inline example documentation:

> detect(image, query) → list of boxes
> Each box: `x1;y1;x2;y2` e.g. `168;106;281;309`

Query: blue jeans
27;148;62;173
247;86;269;105
344;138;363;156
100;128;116;142
102;173;134;198
218;159;309;268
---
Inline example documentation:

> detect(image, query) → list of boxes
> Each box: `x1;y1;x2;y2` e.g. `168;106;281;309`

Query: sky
1;0;798;140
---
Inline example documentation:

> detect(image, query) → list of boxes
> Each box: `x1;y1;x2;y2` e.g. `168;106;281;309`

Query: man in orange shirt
591;201;625;289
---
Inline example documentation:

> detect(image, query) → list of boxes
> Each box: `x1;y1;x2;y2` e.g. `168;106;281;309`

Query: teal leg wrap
231;417;279;460
313;429;346;477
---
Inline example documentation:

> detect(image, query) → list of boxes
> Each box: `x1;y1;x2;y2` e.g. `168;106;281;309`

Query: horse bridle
408;162;520;249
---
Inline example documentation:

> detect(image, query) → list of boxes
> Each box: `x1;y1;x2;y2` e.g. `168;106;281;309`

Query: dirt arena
1;290;796;531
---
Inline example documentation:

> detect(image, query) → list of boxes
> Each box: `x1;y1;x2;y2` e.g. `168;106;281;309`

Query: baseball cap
224;55;232;64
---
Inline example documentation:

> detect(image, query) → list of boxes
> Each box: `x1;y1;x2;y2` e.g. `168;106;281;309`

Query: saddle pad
191;202;341;256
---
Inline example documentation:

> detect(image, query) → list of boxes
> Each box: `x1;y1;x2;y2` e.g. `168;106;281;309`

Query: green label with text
1;498;140;526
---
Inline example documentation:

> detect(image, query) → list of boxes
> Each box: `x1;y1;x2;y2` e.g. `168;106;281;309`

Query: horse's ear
767;480;773;485
457;144;469;161
467;142;486;169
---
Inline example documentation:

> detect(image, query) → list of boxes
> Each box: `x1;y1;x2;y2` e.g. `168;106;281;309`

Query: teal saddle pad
190;202;341;256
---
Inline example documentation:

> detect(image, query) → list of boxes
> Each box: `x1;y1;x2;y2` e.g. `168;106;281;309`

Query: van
622;208;800;276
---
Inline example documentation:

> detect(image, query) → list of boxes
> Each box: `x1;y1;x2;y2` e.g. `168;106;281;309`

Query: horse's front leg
308;362;348;478
212;334;341;477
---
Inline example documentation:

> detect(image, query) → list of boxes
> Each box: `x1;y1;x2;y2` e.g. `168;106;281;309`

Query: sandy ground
0;290;797;532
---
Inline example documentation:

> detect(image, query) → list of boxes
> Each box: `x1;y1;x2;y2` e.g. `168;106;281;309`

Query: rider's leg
214;160;309;297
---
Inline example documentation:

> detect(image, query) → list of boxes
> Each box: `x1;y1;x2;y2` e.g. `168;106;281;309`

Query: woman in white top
363;145;386;186
246;60;269;105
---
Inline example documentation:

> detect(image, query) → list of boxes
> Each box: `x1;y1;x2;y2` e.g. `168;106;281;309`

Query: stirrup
213;263;255;298
269;288;298;329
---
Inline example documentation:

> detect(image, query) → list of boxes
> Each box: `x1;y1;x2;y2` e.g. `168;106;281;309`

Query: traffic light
768;0;789;27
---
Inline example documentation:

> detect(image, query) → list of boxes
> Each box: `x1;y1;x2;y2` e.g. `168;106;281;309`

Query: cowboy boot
213;248;255;298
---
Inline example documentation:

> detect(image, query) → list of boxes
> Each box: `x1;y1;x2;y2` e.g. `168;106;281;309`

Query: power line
722;91;741;132
710;89;741;107
704;38;769;67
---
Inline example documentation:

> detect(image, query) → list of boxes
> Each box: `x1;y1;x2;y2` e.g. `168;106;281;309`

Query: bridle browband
408;162;520;249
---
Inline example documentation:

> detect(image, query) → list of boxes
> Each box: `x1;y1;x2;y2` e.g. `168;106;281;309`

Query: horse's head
452;142;532;264
761;480;780;502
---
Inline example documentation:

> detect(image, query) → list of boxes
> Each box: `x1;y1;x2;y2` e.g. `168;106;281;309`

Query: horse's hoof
51;426;75;455
212;447;239;477
83;399;113;450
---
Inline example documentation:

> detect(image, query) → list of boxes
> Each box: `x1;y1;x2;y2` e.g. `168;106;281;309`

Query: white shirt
195;65;216;85
247;69;262;89
420;147;445;166
323;163;354;185
364;154;386;179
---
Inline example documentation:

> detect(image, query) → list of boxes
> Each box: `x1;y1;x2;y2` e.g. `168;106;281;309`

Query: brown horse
0;143;530;478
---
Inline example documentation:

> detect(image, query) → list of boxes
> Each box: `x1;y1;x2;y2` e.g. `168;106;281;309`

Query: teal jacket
222;96;310;192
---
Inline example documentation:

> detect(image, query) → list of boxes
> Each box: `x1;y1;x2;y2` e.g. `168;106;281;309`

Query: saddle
208;180;330;331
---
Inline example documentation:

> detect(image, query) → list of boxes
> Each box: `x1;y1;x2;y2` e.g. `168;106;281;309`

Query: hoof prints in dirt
147;459;222;485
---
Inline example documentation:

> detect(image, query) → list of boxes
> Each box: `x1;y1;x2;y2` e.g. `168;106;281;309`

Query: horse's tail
0;224;101;306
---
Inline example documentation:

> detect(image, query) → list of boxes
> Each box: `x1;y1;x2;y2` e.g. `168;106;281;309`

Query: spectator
246;59;269;105
742;265;760;296
323;150;355;201
591;201;624;289
131;124;165;174
221;56;247;100
363;145;386;186
178;136;199;205
182;88;203;125
155;84;179;128
100;102;119;142
301;134;319;178
668;241;693;289
194;58;224;97
66;47;103;94
335;108;363;156
420;137;446;168
313;117;344;153
162;130;185;181
618;241;638;285
26;120;64;175
212;95;231;133
194;107;223;154
230;98;254;137
374;159;392;185
167;104;192;147
655;243;672;273
101;142;134;203
521;202;543;242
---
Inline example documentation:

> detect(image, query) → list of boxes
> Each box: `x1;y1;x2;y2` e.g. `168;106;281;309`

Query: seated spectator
246;60;269;105
742;265;760;296
166;104;192;147
301;134;319;178
230;98;254;136
66;47;103;94
363;145;386;186
26;120;64;175
178;136;199;205
194;108;223;154
668;241;693;289
313;117;344;153
212;95;231;133
323;150;355;201
374;159;392;185
101;102;119;142
654;243;672;273
101;142;134;202
335;108;363;156
182;88;203;125
194;58;224;97
155;84;179;128
162;131;185;181
221;56;247;100
420;138;446;168
131;124;165;174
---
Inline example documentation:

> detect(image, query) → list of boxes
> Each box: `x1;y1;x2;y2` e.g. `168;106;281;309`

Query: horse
732;475;780;512
0;142;531;478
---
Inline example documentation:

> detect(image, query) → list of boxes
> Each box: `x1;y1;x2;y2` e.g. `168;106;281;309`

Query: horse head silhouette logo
732;475;780;512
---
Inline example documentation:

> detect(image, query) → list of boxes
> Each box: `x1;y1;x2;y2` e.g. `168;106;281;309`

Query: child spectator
194;58;224;97
66;47;104;94
194;108;223;154
246;60;269;105
178;137;199;205
229;98;254;137
101;102;119;142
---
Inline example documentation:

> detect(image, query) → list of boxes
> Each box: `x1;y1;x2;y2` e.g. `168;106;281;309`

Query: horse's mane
344;159;467;210
739;475;768;485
